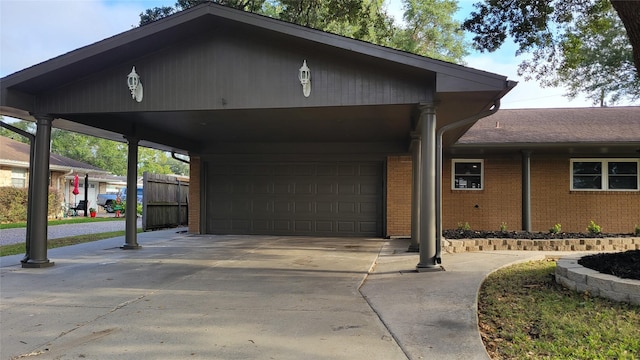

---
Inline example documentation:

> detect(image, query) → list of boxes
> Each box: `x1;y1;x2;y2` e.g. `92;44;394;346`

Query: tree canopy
463;0;640;106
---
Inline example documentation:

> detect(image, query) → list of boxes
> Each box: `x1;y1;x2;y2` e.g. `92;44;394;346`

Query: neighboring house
387;107;640;235
0;136;111;213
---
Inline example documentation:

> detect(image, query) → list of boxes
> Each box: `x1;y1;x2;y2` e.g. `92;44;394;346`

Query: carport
0;3;515;269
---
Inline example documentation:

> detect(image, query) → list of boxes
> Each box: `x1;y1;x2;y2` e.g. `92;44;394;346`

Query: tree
463;0;640;105
392;0;468;62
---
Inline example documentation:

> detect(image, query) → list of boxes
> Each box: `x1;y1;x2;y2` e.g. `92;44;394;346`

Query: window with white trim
452;159;483;190
11;168;27;188
571;159;639;191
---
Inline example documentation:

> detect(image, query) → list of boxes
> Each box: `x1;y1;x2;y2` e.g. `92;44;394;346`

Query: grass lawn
478;260;640;359
0;229;143;257
0;217;125;230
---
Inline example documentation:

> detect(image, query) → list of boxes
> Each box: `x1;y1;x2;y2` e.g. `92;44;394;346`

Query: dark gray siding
205;161;383;236
36;30;434;114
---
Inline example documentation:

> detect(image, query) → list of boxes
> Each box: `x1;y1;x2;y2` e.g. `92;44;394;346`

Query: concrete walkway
1;232;559;360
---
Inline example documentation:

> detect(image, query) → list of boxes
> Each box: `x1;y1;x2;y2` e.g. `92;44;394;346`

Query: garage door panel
337;221;356;232
295;182;314;195
295;201;313;213
338;202;356;214
294;220;313;232
274;183;293;194
274;220;292;231
338;183;356;195
253;219;271;232
317;183;335;195
206;161;381;236
317;202;334;214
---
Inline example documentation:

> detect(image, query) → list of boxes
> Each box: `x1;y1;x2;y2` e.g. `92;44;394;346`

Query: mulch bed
442;229;637;240
578;250;640;280
442;229;640;280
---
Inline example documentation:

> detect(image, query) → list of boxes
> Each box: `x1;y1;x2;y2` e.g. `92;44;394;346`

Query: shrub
457;222;471;231
499;222;507;232
549;223;562;234
586;220;602;235
635;224;640;236
0;187;28;223
0;187;63;223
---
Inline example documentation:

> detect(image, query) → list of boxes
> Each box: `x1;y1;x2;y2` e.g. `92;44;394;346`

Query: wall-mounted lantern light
127;66;143;102
298;60;311;97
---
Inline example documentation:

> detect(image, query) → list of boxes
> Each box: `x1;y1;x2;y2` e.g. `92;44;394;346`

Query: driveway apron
1;233;406;360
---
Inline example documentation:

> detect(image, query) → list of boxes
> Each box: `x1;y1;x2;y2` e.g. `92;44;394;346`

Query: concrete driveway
1;231;406;359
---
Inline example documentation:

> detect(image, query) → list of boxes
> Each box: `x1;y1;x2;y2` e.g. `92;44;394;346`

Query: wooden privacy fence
142;172;189;231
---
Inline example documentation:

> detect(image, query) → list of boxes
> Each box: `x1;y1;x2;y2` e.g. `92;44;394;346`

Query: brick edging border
443;237;639;253
555;256;640;306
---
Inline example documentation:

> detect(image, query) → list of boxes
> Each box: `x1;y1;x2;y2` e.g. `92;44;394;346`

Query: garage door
206;161;382;236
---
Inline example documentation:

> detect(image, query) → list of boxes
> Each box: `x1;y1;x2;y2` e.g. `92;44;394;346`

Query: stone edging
555;255;640;306
443;237;639;253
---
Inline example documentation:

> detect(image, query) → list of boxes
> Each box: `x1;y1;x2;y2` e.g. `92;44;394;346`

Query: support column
84;173;89;217
23;115;55;268
416;104;440;271
408;132;421;252
122;136;141;250
522;150;532;232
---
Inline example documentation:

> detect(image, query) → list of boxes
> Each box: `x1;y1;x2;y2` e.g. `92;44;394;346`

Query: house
0;3;516;268
0;135;111;213
387;107;640;235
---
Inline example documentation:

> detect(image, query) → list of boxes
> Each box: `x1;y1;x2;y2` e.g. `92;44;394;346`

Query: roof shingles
458;107;640;144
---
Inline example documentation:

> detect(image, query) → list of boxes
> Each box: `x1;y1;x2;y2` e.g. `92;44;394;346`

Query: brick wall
188;155;201;234
385;154;639;236
443;156;522;232
386;155;412;236
530;157;640;234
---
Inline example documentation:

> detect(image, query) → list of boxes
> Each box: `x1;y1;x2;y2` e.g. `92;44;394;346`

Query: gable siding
36;31;434;114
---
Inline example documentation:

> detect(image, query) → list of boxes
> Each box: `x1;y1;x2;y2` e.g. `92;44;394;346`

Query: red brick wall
188;155;200;234
443;156;522;232
385;154;639;236
386;155;412;236
530;157;640;234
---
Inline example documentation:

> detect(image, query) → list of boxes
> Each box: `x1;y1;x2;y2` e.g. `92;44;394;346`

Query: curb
555;255;640;306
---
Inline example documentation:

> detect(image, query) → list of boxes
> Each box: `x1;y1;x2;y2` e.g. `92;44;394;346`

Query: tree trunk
611;0;640;75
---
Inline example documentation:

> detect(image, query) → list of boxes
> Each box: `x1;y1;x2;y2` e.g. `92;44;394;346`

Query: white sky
0;0;636;109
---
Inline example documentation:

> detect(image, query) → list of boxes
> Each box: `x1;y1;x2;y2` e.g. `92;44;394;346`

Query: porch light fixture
127;66;143;102
298;60;311;97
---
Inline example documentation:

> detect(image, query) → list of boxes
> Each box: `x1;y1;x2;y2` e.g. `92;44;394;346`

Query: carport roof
1;2;515;154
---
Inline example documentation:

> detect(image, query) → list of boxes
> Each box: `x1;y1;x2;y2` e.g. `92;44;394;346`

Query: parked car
97;187;143;213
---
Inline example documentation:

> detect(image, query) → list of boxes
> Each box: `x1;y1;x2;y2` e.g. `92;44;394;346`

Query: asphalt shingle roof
458;107;640;144
0;136;106;172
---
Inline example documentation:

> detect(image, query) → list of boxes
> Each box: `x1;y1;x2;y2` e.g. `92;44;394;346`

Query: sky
0;0;634;109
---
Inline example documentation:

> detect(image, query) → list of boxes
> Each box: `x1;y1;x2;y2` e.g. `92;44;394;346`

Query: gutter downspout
171;151;190;164
435;99;501;263
0;121;35;262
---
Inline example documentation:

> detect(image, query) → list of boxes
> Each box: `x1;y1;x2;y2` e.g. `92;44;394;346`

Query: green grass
0;217;125;230
478;260;640;359
0;229;143;257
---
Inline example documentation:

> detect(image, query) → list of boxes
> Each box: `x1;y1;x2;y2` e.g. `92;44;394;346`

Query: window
11;168;27;188
452;159;483;190
571;159;639;191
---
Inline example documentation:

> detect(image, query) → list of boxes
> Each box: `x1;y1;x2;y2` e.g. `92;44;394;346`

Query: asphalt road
0;218;142;246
